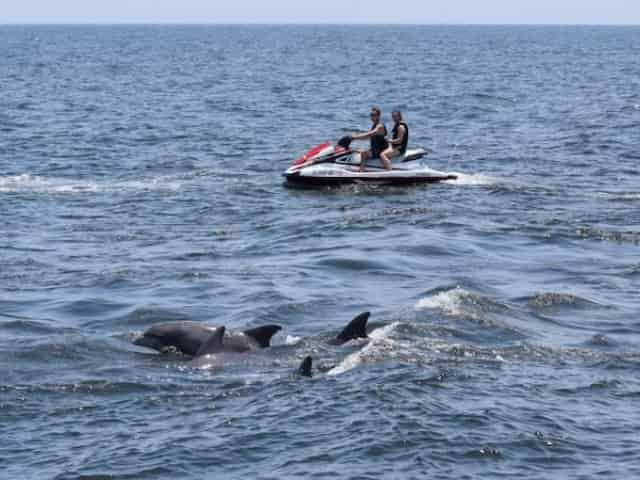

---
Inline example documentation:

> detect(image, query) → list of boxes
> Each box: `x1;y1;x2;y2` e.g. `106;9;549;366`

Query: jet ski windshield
337;136;353;149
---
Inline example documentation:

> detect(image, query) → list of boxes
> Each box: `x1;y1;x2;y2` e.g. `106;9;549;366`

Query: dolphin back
335;311;370;344
299;356;313;377
195;326;227;357
243;325;282;348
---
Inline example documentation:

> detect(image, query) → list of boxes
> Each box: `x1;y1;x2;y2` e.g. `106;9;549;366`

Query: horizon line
1;22;639;27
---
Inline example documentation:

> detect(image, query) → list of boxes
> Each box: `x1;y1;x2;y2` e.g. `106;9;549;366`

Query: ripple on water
526;292;599;309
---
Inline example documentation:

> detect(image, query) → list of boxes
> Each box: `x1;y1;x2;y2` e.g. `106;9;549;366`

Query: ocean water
1;25;639;479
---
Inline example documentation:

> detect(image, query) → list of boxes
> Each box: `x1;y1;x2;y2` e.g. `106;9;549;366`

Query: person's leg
359;150;371;172
380;147;400;171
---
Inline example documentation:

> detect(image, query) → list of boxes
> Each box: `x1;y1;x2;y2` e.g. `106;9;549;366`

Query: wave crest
528;292;591;308
415;287;500;321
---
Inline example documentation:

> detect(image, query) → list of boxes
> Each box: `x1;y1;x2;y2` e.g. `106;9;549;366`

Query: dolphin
188;326;230;368
298;356;313;377
294;312;371;376
288;312;370;377
132;321;282;355
187;327;315;376
330;311;370;345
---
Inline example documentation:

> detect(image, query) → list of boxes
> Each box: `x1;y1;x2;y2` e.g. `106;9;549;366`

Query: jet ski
283;137;457;187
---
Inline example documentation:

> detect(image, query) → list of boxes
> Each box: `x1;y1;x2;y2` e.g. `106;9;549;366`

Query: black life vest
370;122;388;156
392;122;409;154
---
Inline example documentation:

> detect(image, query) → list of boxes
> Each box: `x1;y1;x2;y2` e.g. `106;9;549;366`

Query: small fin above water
243;325;282;348
336;311;370;344
195;326;226;357
299;356;313;377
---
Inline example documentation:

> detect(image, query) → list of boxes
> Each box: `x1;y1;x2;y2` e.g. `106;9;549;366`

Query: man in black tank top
380;110;409;168
351;106;390;171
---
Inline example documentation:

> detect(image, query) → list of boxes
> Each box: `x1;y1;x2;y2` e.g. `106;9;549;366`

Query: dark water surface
1;25;639;479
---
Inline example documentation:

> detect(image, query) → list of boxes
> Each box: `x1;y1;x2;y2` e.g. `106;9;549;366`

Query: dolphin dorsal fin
195;326;226;357
336;311;370;343
299;356;313;377
243;325;282;348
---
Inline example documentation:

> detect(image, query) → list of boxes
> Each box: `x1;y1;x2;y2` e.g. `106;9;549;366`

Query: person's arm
352;124;385;141
389;125;406;146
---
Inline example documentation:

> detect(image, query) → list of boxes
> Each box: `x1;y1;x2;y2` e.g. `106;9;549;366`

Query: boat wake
0;174;183;194
443;171;497;186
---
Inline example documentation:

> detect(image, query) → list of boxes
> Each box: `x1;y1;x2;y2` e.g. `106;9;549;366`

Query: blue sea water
1;25;639;479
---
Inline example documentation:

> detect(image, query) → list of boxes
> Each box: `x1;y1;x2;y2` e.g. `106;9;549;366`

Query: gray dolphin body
188;326;230;367
133;321;282;356
182;327;313;374
188;327;314;375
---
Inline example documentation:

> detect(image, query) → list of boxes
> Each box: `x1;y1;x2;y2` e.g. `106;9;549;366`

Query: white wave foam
368;322;397;341
0;174;101;193
285;335;301;345
0;174;182;194
595;191;640;201
444;172;496;186
327;322;398;376
415;287;474;318
1;174;45;189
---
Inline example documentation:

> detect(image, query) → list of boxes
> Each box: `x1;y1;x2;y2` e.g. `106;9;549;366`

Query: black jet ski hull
284;171;458;187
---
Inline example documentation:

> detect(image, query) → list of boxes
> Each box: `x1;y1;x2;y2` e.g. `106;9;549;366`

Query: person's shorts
370;148;383;159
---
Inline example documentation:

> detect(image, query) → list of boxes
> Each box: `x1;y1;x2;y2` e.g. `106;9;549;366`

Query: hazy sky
2;0;638;25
